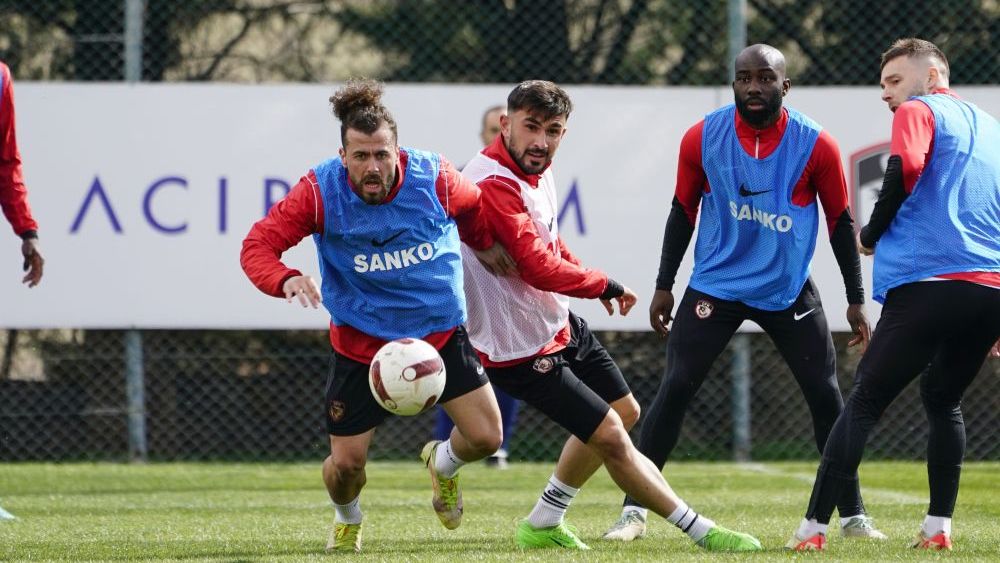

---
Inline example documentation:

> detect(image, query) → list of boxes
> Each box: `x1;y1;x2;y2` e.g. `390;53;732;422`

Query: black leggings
627;279;865;517
806;281;1000;523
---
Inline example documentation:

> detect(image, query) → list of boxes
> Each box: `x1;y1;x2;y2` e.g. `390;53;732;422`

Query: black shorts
486;312;631;443
325;326;489;436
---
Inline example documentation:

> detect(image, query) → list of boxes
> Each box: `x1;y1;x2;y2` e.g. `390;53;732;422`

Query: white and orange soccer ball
368;338;447;416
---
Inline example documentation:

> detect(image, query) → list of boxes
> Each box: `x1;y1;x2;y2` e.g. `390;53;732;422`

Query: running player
787;38;1000;552
602;44;884;542
458;79;761;552
241;79;513;552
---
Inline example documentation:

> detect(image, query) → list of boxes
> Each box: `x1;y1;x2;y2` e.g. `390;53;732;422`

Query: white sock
433;439;467;478
527;475;580;528
839;513;864;527
333;495;362;524
624;505;648;520
667;501;715;543
922;515;952;536
796;517;829;538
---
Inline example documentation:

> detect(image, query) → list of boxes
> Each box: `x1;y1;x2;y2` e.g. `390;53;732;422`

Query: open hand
282;275;321;308
601;286;637;317
21;238;43;288
474;243;517;276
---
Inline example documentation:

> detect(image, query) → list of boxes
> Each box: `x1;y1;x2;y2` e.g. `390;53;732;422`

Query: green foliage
0;1;996;84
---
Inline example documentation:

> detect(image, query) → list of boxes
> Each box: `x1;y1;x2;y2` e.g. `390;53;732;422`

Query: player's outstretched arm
240;173;321;297
601;285;637;317
478;176;606;298
435;158;516;277
471;243;517;276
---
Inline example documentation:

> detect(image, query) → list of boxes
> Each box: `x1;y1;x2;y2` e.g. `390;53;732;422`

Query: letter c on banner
144;176;189;234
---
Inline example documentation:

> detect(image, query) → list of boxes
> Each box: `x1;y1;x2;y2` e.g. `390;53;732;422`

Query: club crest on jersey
532;356;556;374
354;242;434;273
695;299;714;319
328;400;346;422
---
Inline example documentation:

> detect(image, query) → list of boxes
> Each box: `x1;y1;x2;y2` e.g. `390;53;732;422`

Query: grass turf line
1;461;998;561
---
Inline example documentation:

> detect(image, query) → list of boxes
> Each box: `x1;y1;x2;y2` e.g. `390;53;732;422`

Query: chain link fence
1;1;997;84
1;1;998;462
1;329;998;462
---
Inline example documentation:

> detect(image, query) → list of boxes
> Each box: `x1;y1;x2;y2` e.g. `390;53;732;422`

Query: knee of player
470;428;504;456
919;389;962;415
613;396;641;430
331;454;367;479
588;411;631;462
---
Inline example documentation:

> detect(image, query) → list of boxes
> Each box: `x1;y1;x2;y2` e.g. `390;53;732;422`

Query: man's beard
506;138;550;175
357;172;391;205
735;93;782;128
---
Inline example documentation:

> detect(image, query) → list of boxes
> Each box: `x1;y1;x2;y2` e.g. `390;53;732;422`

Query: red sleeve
558;238;583;266
890;100;935;194
240;171;322;297
0;63;38;237
435;157;494;251
675;121;707;225
479;176;608;298
807;130;850;236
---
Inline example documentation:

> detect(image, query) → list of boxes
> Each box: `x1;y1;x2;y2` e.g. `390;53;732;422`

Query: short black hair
880;38;950;77
329;78;398;145
506;80;573;121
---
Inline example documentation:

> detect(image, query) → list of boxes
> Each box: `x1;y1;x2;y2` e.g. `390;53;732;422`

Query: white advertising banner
2;84;997;330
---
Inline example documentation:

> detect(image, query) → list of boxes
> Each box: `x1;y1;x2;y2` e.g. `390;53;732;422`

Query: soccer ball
369;338;447;416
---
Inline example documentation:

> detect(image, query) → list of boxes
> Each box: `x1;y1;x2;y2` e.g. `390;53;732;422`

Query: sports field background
2;461;999;561
1;2;999;560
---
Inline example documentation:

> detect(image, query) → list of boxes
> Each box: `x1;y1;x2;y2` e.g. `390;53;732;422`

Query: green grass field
1;460;998;561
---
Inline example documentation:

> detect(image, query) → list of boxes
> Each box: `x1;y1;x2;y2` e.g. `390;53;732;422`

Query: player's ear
338;146;347;160
782;78;791;96
499;113;511;136
927;65;940;89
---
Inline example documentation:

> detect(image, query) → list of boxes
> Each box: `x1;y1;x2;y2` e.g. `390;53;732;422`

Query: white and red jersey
462;136;609;367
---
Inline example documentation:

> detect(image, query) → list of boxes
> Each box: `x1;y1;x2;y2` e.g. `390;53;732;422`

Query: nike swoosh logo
793;308;816;321
739;184;772;197
371;230;405;247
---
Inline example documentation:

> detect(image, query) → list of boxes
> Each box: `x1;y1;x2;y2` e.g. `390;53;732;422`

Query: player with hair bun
241;78;516;552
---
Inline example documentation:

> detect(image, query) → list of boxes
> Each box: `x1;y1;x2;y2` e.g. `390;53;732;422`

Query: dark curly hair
329;78;398;145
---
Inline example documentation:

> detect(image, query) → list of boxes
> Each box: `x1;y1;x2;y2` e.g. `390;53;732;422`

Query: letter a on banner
558;179;586;235
70;176;123;233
